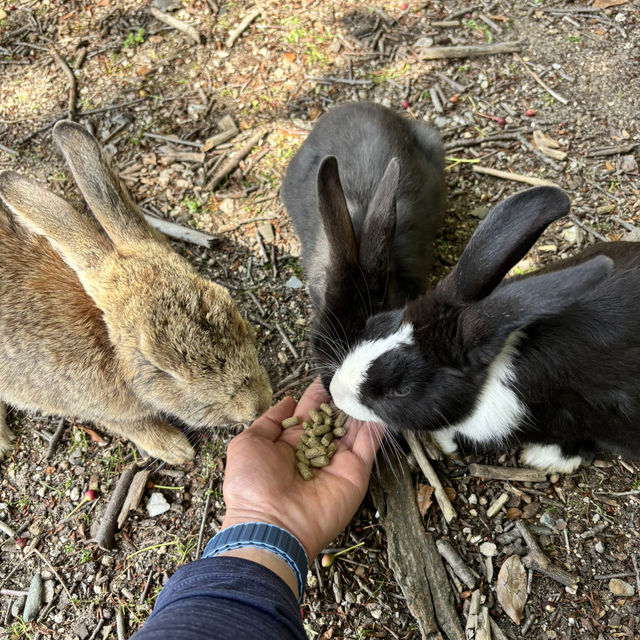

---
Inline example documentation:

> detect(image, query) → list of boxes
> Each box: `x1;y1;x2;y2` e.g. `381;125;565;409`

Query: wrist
203;522;308;603
216;547;299;599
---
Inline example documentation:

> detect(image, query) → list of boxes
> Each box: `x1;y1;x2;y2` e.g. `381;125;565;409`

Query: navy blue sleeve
130;557;307;640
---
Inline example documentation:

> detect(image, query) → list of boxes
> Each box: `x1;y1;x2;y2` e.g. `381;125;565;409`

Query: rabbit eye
388;385;411;398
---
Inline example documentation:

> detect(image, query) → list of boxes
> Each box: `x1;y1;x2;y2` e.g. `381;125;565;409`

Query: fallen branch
149;7;202;44
371;458;465;640
405;431;457;523
202;115;239;152
216;215;278;234
514;53;569;106
226;8;261;49
50;49;77;120
472;165;559;187
206;131;265;190
515;520;578;588
143;213;215;248
416;41;521;60
94;463;140;551
143;132;202;148
444;131;526;150
468;463;547;483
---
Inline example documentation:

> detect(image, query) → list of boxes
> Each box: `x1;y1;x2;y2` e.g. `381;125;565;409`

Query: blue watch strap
202;523;308;603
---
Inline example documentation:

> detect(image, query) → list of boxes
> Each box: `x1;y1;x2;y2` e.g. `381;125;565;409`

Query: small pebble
23;573;44;622
11;595;26;619
480;542;498;557
609;578;635;597
594;541;605;554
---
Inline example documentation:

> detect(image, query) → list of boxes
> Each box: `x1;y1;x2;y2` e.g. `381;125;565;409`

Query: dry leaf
593;0;628;7
444;486;457;501
532;130;567;161
283;52;296;64
415;484;434;517
533;130;560;149
76;424;107;445
496;555;527;624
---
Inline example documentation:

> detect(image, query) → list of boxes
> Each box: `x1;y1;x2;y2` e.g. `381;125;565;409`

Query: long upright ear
317;156;357;270
440;186;571;303
461;255;614;345
0;170;111;271
358;157;399;279
53;121;161;247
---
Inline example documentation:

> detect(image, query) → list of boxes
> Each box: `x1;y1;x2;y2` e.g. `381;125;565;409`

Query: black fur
354;187;640;465
281;102;445;388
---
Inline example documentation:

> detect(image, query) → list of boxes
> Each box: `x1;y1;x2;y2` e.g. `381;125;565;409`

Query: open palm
222;378;385;560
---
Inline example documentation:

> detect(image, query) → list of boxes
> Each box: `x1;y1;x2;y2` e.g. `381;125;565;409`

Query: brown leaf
76;424;107;445
415;484;434;517
283;52;296;64
505;507;523;520
444;486;457;501
496;555;527;624
593;0;628;7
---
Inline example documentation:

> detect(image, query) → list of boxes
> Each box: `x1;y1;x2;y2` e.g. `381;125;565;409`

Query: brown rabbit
0;121;272;464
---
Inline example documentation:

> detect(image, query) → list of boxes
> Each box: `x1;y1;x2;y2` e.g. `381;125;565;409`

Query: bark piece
371;458;465;640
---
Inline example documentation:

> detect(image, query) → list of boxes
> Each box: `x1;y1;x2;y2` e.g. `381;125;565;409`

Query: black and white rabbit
325;185;639;473
281;101;445;386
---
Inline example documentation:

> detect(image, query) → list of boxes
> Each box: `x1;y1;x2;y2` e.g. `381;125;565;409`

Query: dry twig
226;8;261;48
150;7;202;44
142;213;215;248
94;462;140;551
45;418;66;461
515;520;578;588
207;131;265;190
416;41;521;60
514;53;569;105
472;165;559;187
468;463;547;482
405;431;457;523
435;539;478;589
50;48;77;120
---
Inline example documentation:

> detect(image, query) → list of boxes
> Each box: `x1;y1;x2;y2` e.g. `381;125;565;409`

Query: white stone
609;578;635;597
480;542;498;557
146;492;170;517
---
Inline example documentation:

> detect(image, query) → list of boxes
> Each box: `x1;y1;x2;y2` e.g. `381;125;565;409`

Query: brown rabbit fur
0;121;272;464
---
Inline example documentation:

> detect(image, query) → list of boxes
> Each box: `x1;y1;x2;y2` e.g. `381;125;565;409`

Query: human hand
221;378;385;561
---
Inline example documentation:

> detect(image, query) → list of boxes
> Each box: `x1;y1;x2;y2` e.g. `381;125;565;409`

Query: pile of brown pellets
282;403;348;480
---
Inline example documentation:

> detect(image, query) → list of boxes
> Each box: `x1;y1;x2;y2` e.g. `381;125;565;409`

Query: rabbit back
0;204;129;422
282;102;445;307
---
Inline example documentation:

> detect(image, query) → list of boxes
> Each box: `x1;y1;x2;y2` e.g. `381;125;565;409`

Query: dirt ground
1;1;640;639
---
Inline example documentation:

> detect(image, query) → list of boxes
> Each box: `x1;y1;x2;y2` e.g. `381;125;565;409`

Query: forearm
129;557;306;640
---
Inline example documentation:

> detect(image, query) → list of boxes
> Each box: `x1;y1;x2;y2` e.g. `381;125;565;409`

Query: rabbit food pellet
283;406;348;480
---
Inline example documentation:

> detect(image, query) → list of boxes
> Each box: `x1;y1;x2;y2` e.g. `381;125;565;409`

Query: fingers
294;377;330;419
244;396;296;442
347;420;387;469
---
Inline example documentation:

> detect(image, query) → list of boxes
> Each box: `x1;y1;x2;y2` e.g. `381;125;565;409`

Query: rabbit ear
0;170;112;271
53;121;160;247
317;156;357;270
461;255;614;346
440;186;571;303
358;157;399;280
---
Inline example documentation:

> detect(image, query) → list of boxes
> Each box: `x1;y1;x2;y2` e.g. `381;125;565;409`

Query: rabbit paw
140;427;195;465
0;402;14;457
519;443;583;473
431;428;459;456
106;419;195;465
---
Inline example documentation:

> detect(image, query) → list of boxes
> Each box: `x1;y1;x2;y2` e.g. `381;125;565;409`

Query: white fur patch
432;331;526;454
330;323;413;422
519;443;583;473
